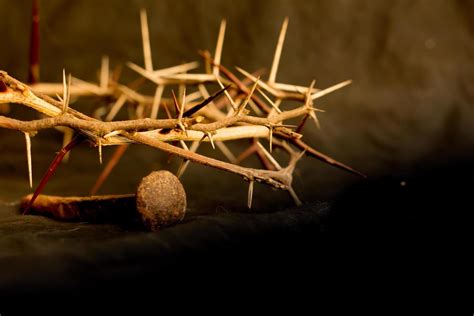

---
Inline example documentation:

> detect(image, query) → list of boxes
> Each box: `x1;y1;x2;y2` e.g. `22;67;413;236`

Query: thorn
268;126;273;152
90;144;129;195
103;130;122;139
150;85;164;119
105;94;127;121
25;135;85;214
207;132;215;149
311;80;352;101
238;76;259;115
248;180;254;209
258;88;282;114
290;137;367;178
100;55;109;90
213;20;226;76
309;110;320;130
256;140;282;170
140;9;153;72
176;159;187;179
178;86;186;122
176;141;200;178
66;73;71;111
136;103;145;119
216;76;237;111
235;66;280;97
179;140;189;151
153;61;200;76
247;99;263;116
269;17;289;84
178;122;187;135
98;138;103;165
203;50;212;74
62;69;68;112
215;141;237;163
171;90;181;117
24;132;33;188
175;87;188;136
295;114;309;133
287;186;302;206
305;80;316;108
183;85;230;118
305;80;320;129
296;149;307;163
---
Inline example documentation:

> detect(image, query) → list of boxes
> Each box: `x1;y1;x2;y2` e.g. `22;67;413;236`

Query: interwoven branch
0;71;307;195
0;12;364;207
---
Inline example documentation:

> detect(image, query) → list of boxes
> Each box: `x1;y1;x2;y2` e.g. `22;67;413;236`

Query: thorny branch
0;13;365;208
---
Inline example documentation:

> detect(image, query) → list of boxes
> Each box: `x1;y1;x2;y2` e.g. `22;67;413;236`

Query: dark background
0;0;471;303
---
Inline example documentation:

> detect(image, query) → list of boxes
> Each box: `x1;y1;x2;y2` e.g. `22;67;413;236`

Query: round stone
136;170;186;231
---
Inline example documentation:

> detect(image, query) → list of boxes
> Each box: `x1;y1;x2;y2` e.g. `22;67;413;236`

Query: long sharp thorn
238;77;259;114
258;88;282;114
268;126;273;152
213;19;226;76
256;141;282;170
176;160;188;179
67;73;71;108
248;180;254;209
216;76;237;111
140;9;153;72
90;144;129;195
106;94;127;121
236;66;280;97
269;17;289;84
150;85;164;119
296;114;309;133
311;80;352;101
305;80;319;129
62;69;67;112
198;51;272;112
179;86;186;122
288;186;302;206
171;90;181;117
98;138;103;165
215;141;237;163
179;140;189;151
177;141;200;178
310;111;320;129
100;55;109;90
25;134;85;214
24;132;33;188
183;85;230;117
207;132;215;149
288;137;367;178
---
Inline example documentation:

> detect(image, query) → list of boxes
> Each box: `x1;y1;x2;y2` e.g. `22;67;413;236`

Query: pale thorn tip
247;180;254;209
207;132;215;149
140;8;153;72
98;138;103;165
269;17;289;84
213;19;226;76
24;132;33;188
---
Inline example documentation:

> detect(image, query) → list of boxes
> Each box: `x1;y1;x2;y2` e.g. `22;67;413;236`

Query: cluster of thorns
0;7;364;210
